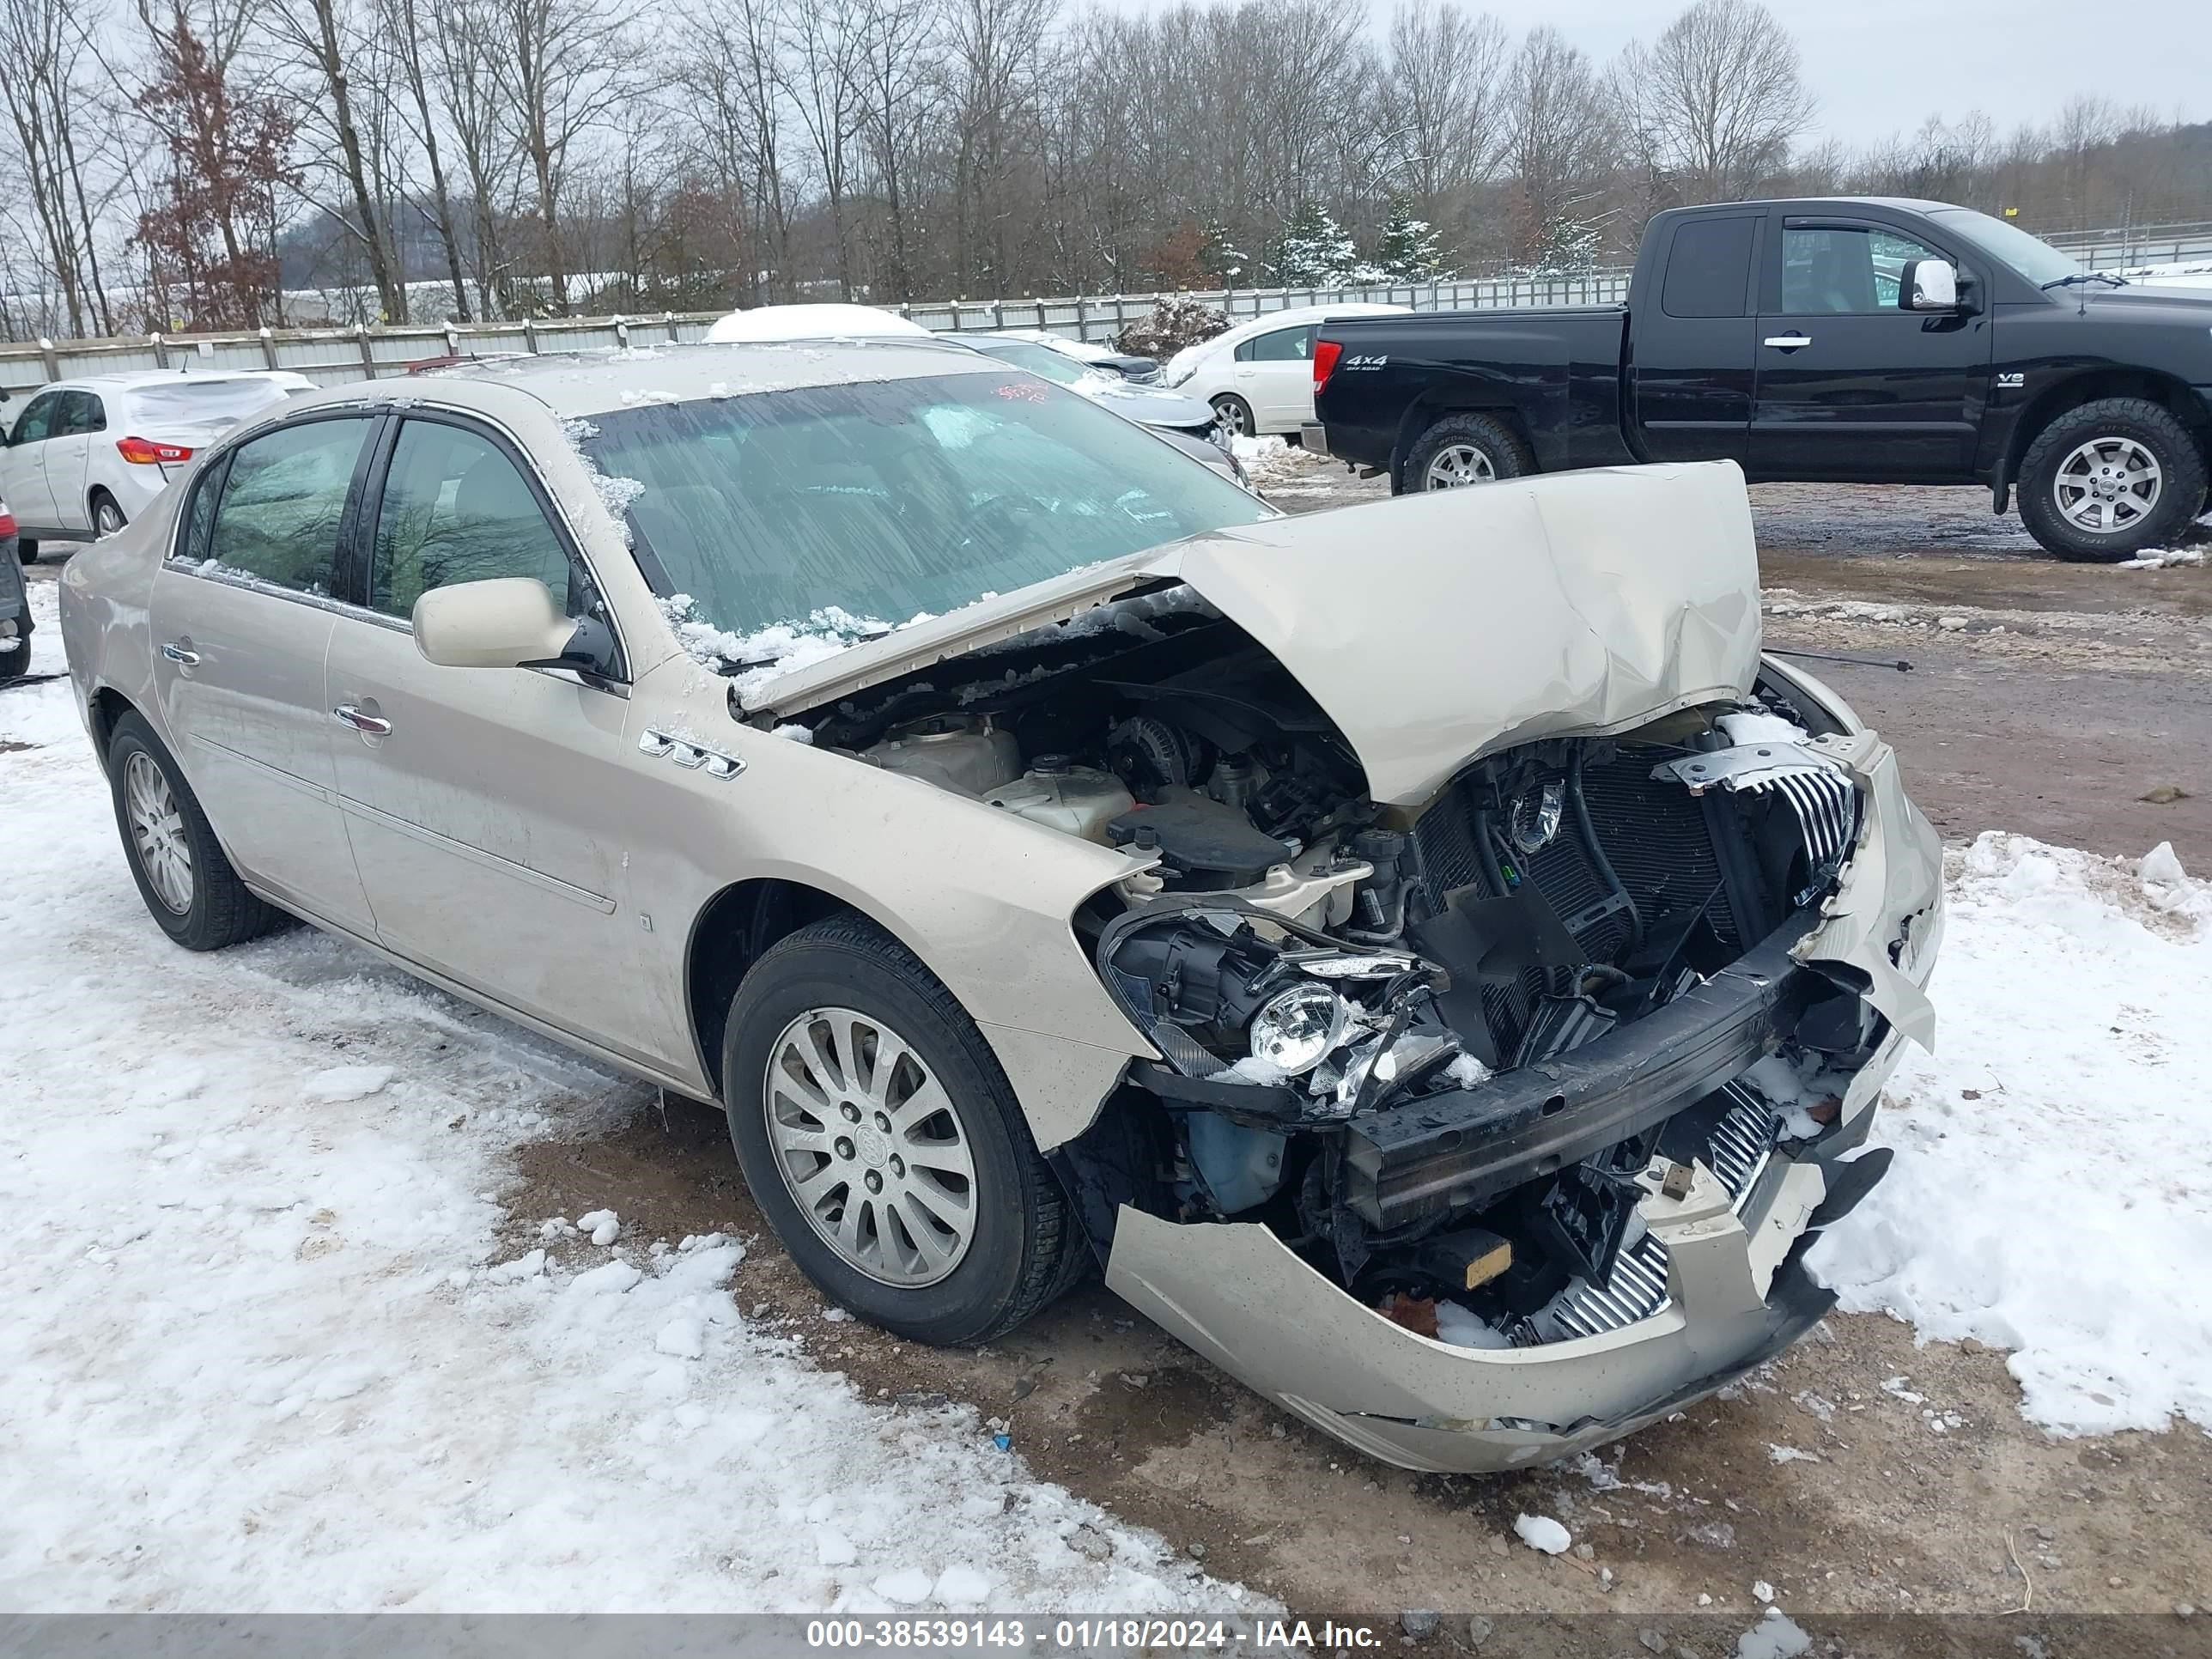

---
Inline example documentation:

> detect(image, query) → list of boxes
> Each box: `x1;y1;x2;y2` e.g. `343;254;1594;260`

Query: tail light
0;511;16;538
117;436;193;465
1312;338;1342;392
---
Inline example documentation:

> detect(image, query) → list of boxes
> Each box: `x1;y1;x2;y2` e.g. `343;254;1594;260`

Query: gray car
0;494;29;681
60;340;1942;1473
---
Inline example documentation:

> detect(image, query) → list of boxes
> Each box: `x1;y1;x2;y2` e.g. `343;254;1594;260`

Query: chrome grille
1741;765;1858;874
1525;1090;1780;1344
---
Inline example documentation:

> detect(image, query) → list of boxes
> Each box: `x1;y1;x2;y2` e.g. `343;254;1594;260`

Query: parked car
61;345;1942;1474
1305;197;2212;562
703;302;931;343
1163;302;1408;437
956;335;1242;483
0;370;315;559
0;495;27;680
982;326;1161;383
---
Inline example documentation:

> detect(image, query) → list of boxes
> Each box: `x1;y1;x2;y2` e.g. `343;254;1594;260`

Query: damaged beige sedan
61;343;1942;1473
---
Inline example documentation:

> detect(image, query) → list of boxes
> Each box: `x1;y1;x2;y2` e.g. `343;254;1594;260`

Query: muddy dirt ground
27;474;2212;1628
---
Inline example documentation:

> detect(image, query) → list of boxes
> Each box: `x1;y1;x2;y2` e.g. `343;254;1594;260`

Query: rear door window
199;416;375;595
1661;217;1758;318
1238;326;1316;363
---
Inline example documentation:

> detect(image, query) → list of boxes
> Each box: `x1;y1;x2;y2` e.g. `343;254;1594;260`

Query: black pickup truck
1306;197;2212;561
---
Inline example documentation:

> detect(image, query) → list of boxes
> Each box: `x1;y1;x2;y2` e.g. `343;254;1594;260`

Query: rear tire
1403;412;1530;494
723;915;1087;1346
106;712;286;950
91;493;127;539
1;617;29;684
16;539;35;565
2016;398;2208;562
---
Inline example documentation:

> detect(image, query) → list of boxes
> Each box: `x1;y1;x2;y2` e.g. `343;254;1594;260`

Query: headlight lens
1248;982;1348;1075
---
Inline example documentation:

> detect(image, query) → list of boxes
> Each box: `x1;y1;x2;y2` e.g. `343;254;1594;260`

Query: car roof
1195;301;1408;353
295;339;1000;420
48;369;313;391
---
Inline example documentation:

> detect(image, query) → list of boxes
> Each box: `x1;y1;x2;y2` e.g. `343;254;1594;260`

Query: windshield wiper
2039;270;2128;290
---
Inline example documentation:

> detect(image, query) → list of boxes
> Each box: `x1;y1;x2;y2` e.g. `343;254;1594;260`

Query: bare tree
1613;0;1812;207
2;0;115;333
487;0;632;312
1504;27;1613;268
784;0;867;298
429;0;523;317
848;0;938;301
1385;0;1508;240
686;0;796;304
380;0;472;319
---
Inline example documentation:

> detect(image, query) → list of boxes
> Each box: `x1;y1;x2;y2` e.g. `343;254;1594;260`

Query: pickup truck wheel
723;915;1088;1346
2017;398;2208;562
1406;413;1529;493
1210;393;1254;437
106;713;287;950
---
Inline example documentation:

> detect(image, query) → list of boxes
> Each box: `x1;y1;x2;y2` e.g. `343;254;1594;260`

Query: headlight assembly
1247;981;1348;1075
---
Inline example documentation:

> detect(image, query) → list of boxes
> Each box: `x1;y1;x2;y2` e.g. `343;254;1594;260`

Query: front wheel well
684;878;855;1101
2005;369;2211;483
89;687;143;768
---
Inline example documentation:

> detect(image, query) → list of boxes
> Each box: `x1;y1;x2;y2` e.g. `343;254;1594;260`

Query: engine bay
780;586;1887;1349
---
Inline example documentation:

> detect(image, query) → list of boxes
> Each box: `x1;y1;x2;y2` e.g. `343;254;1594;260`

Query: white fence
0;270;1633;400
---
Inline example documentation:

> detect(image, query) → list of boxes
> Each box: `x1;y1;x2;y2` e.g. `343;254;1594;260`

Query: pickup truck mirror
1900;258;1960;312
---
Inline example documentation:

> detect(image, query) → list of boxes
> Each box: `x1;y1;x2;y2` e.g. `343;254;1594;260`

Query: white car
982;327;1162;382
956;337;1249;489
0;370;314;558
702;302;932;343
1164;303;1408;438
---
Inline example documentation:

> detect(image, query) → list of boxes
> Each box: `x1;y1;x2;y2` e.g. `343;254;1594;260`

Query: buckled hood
746;460;1764;806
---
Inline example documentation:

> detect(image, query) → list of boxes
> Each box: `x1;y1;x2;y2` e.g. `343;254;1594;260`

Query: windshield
964;338;1092;386
131;379;296;427
576;369;1269;651
1924;209;2087;289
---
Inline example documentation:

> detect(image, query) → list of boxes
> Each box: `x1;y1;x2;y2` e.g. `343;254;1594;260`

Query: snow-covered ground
6;571;2212;1613
1812;832;2212;1436
0;582;1241;1613
2112;259;2212;291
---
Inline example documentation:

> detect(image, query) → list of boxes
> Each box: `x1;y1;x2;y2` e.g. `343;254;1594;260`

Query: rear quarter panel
60;489;178;760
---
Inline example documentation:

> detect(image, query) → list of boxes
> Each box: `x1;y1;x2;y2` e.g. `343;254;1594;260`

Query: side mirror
413;577;579;670
1900;258;1960;312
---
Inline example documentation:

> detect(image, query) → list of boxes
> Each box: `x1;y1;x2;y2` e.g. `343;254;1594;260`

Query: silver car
60;341;1943;1473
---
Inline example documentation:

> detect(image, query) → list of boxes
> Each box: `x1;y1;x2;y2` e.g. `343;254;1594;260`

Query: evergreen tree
1372;202;1446;281
1266;204;1381;287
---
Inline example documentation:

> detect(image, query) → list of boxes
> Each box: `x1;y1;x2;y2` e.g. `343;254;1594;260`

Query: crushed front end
1077;678;1942;1472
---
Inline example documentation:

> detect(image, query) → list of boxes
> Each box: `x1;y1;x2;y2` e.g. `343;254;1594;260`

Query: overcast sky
1473;0;2209;144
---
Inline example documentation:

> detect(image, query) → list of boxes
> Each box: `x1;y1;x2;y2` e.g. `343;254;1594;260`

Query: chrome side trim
638;727;744;779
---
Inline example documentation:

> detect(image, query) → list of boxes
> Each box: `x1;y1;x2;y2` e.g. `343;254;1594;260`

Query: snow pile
654;594;902;695
1813;832;2212;1435
2116;546;2206;570
2114;259;2212;290
1513;1514;1571;1553
0;605;1245;1613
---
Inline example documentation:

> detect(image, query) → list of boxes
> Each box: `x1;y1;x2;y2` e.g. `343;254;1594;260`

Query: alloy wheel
1212;397;1250;436
763;1006;977;1287
2052;435;2161;535
94;501;125;538
1425;443;1498;489
125;750;194;914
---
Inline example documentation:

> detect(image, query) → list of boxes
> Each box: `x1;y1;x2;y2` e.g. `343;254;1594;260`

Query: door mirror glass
412;577;579;670
1901;258;1960;312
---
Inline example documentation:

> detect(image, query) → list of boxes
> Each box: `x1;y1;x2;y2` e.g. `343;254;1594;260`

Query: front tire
1210;393;1255;438
2017;398;2208;562
1403;412;1530;494
723;915;1086;1346
106;712;285;950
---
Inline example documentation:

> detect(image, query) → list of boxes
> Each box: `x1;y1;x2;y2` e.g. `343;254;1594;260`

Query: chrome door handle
1762;334;1813;349
161;641;200;665
332;704;392;736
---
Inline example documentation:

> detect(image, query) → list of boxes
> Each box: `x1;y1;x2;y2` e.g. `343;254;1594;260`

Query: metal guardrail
0;270;1633;399
9;221;2197;401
